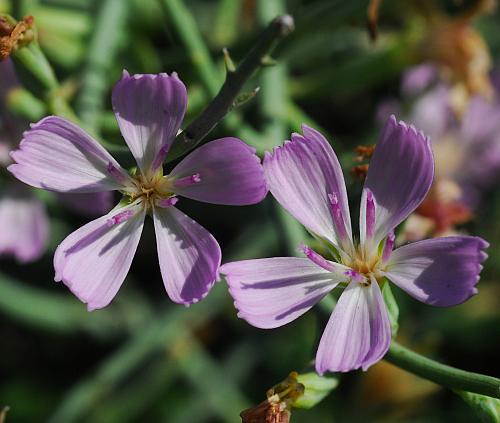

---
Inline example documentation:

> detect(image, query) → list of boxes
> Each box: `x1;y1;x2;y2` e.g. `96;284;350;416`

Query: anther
106;209;135;227
158;196;179;208
344;269;367;284
299;243;336;272
365;189;376;240
173;173;201;189
151;144;170;172
107;162;129;184
328;193;348;241
381;230;395;263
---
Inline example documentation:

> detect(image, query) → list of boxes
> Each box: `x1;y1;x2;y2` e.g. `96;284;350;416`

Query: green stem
48;285;226;423
385;340;500;399
163;5;294;161
319;298;500;399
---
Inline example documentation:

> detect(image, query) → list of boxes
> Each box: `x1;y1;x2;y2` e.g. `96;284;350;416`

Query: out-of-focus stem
258;0;305;254
48;285;226;423
159;0;221;96
385;340;500;399
75;0;129;133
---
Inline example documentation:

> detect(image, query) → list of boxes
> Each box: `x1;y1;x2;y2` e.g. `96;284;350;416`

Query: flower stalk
165;10;295;162
385;340;500;399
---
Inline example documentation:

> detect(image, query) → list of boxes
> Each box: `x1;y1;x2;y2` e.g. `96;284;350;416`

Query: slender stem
165;11;294;162
385;340;500;399
319;299;500;398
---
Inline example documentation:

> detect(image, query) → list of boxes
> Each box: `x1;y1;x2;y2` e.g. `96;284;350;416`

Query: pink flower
0;182;49;263
8;71;267;310
221;116;488;374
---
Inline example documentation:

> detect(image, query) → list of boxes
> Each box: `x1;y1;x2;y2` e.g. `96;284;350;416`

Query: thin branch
166;13;294;162
385;340;500;399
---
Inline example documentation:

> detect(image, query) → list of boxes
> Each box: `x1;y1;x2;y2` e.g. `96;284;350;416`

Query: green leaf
382;281;399;336
293;372;339;409
455;390;500;423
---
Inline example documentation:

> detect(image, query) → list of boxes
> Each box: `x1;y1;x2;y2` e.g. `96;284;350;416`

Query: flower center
128;171;174;210
346;246;381;276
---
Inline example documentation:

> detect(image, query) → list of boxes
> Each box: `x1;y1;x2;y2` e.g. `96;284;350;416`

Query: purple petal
385;236;489;307
0;59;18;99
8;116;130;193
112;71;187;174
170;137;267;205
408;85;451;140
54;203;145;311
401;63;438;96
221;257;343;329
153;206;221;305
58;191;115;217
264;125;351;248
461;96;500;144
363;116;434;244
0;185;48;263
315;281;391;374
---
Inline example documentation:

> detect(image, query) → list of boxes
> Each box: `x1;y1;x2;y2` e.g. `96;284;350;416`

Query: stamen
158;196;179;208
151;144;170;172
299;243;336;272
106;209;135;227
174;173;201;189
365;188;376;240
344;269;367;284
107;162;128;184
328;193;348;241
381;230;395;263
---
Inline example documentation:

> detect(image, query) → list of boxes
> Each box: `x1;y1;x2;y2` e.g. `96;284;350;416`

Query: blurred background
0;0;499;421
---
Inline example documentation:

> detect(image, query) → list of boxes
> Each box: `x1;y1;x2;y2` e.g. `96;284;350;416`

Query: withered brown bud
351;164;369;181
0;15;35;61
354;145;376;162
367;0;382;41
415;183;473;235
240;395;290;423
240;372;304;423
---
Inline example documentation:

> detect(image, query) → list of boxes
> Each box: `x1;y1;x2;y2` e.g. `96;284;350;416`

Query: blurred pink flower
378;63;500;239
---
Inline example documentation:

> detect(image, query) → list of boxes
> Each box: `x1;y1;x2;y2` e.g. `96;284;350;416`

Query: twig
165;9;294;162
385;340;500;399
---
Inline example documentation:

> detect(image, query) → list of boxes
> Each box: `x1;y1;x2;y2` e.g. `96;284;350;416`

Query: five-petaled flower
8;71;267;310
221;116;488;374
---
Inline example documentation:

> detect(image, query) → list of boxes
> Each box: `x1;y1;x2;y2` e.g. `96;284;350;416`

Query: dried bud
351;164;369;181
0;15;35;61
354;145;376;162
240;395;290;423
240;372;304;423
415;180;473;235
367;0;381;41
